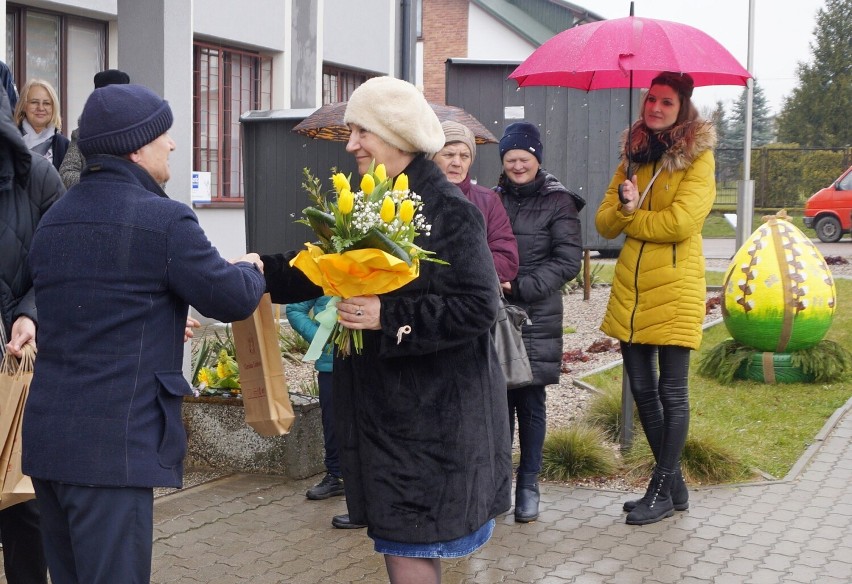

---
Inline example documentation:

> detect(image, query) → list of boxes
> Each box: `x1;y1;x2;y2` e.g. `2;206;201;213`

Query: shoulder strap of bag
635;166;664;210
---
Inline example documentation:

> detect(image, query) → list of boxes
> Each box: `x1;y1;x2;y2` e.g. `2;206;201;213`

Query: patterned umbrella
292;101;498;144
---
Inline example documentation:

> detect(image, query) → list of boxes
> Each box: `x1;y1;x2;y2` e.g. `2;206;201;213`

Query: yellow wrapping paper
290;243;419;298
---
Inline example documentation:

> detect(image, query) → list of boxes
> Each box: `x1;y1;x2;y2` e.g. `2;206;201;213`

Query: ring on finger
356;309;364;317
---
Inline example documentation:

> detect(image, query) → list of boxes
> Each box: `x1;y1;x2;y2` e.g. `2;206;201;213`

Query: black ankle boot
514;472;540;523
626;470;675;525
623;470;689;512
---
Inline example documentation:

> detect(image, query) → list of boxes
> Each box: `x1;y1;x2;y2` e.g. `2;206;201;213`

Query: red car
803;166;852;242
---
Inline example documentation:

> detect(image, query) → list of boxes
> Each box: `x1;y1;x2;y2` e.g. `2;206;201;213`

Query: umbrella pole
617;1;636;205
618;70;633;204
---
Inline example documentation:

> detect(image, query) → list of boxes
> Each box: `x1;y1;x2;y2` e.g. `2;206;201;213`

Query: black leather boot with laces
626;470;675;525
623;469;688;512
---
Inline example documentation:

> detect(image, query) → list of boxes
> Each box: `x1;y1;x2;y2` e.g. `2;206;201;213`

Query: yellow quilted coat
596;122;717;350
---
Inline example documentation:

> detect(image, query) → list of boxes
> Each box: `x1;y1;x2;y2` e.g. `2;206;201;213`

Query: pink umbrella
509;15;751;91
509;8;751;201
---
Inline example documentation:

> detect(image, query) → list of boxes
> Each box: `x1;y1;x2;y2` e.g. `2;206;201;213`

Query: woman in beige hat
265;76;513;583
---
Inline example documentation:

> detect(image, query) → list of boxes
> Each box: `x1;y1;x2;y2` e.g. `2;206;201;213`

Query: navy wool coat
266;155;513;544
22;155;267;489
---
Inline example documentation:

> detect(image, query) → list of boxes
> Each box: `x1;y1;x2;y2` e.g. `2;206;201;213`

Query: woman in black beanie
496;121;585;522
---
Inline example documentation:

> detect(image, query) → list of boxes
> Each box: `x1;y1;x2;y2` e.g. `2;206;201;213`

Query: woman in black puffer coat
0;83;63;584
495;122;584;523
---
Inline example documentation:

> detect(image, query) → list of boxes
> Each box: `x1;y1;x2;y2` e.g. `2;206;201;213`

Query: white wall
323;0;395;74
194;0;287;50
195;208;248;258
467;3;535;61
40;0;116;18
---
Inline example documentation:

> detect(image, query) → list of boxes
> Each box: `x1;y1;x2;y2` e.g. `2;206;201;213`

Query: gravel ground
275;256;852;494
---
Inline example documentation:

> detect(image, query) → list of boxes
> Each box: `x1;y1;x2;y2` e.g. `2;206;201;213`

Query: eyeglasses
27;100;53;109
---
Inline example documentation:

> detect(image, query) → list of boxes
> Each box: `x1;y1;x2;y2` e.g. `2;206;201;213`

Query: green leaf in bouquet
304;207;336;246
347;227;412;266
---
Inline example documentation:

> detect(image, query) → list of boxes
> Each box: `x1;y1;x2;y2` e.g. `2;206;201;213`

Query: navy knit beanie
499;121;542;163
78;84;173;157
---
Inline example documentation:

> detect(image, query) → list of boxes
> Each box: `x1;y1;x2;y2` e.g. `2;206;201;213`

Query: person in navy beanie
22;83;319;583
495;120;585;523
76;84;173;162
498;121;543;163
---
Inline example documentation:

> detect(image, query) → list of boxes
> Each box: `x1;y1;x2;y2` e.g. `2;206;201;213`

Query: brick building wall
422;0;469;103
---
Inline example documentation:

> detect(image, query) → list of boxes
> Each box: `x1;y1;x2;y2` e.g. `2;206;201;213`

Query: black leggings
621;343;690;474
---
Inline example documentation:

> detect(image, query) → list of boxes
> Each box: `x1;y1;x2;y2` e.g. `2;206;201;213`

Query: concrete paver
133;399;852;582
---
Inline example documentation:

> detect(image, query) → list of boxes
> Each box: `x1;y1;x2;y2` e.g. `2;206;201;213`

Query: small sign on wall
504;106;525;119
191;171;211;204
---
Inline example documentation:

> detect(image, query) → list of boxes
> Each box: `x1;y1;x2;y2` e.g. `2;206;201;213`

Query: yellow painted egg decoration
721;211;836;352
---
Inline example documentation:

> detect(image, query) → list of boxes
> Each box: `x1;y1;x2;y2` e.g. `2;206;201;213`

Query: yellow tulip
197;368;213;386
380;196;396;223
374;164;387;183
332;172;350;193
361;173;376;195
338;188;354;214
393;173;409;192
399;199;415;224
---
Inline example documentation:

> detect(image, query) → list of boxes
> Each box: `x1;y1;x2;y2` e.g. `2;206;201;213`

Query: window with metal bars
322;65;373;105
193;41;271;204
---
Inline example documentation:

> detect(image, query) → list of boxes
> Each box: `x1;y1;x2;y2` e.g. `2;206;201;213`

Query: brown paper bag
232;293;295;436
0;346;36;510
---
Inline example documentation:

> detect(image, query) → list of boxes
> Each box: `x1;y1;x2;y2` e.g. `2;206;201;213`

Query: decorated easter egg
721;211;836;352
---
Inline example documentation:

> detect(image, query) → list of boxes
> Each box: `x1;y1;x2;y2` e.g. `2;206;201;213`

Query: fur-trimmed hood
621;120;717;174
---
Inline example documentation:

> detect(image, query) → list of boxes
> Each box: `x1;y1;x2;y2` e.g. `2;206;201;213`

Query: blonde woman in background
14;78;69;171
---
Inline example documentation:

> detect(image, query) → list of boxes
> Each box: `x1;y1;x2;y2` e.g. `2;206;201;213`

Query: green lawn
580;277;852;480
703;210;810;238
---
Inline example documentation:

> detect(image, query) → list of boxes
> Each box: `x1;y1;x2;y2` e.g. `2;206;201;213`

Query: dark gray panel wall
241;113;358;255
446;61;633;253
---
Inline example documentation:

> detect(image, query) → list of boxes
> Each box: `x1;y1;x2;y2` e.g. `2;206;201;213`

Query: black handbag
492;291;533;389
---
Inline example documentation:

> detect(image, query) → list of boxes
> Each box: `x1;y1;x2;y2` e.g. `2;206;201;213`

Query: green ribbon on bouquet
303;296;339;362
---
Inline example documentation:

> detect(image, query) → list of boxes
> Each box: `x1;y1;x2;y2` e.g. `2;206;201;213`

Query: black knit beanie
499;121;542;163
78;84;173;157
93;69;130;89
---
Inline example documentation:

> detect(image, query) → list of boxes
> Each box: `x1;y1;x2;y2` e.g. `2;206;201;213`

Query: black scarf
629;129;676;165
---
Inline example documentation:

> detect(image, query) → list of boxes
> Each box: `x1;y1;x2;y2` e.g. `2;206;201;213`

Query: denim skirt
371;518;495;558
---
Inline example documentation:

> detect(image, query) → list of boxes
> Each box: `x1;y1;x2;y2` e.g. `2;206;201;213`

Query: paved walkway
142;397;852;583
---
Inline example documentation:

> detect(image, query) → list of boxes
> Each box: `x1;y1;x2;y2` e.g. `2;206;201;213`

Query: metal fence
714;147;852;210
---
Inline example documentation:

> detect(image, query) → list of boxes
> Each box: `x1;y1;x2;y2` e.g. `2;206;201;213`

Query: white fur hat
344;76;444;154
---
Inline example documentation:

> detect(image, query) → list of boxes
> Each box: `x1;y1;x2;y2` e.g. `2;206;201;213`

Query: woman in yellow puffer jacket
596;71;717;527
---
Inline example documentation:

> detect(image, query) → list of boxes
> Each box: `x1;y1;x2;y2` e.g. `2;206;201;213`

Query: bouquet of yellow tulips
291;162;444;356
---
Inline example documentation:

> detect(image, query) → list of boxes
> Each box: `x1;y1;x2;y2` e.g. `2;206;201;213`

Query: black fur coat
332;155;512;543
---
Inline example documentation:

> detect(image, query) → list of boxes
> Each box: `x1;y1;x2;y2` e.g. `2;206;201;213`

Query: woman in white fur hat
280;76;512;583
